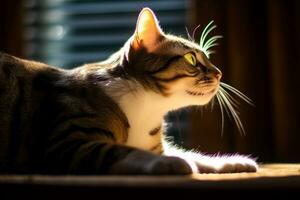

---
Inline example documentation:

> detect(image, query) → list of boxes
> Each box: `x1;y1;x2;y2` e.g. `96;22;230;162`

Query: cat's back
0;52;65;119
0;52;65;96
0;52;66;172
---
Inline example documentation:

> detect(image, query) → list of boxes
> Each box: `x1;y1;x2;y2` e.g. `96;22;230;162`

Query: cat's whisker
204;42;219;52
206;50;215;56
192;24;201;41
219;86;240;105
185;26;193;41
203;36;222;51
220;82;254;106
216;91;233;121
219;87;239;109
217;89;246;136
199;21;222;58
200;21;215;48
216;94;225;137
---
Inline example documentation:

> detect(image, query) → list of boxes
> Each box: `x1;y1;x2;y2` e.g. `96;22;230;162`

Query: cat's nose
215;71;222;81
210;66;222;81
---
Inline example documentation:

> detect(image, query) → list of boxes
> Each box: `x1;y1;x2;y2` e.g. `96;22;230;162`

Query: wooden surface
0;164;299;198
0;164;299;185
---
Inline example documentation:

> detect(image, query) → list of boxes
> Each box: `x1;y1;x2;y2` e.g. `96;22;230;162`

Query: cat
0;8;257;175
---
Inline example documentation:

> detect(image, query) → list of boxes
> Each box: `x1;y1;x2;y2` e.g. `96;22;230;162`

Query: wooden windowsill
0;164;299;198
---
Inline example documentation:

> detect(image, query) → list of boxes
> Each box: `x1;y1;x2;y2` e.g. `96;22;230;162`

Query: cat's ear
131;8;164;52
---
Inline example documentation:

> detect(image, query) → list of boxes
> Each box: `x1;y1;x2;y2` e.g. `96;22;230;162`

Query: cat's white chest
108;86;167;150
121;93;164;150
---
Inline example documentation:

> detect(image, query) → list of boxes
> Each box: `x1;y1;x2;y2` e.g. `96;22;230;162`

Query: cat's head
117;8;222;106
98;8;251;134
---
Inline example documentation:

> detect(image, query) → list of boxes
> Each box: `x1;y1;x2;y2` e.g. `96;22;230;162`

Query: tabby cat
0;8;257;174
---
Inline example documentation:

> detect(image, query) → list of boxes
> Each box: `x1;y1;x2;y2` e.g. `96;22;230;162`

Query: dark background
1;0;300;163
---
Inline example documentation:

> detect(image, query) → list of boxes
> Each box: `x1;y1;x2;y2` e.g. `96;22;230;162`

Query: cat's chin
183;88;217;105
185;88;216;97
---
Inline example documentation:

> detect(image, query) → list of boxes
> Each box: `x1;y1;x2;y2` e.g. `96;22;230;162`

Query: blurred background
1;0;299;163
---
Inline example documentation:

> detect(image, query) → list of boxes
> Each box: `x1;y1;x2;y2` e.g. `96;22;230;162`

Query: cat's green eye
184;53;197;66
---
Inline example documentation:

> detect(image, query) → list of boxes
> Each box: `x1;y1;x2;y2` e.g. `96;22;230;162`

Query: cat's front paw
195;155;258;173
146;156;193;175
214;160;258;173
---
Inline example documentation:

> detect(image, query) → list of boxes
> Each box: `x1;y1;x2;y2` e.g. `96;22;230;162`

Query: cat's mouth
185;89;216;96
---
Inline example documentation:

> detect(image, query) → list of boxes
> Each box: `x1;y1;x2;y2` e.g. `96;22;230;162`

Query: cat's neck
120;85;170;124
102;79;185;149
